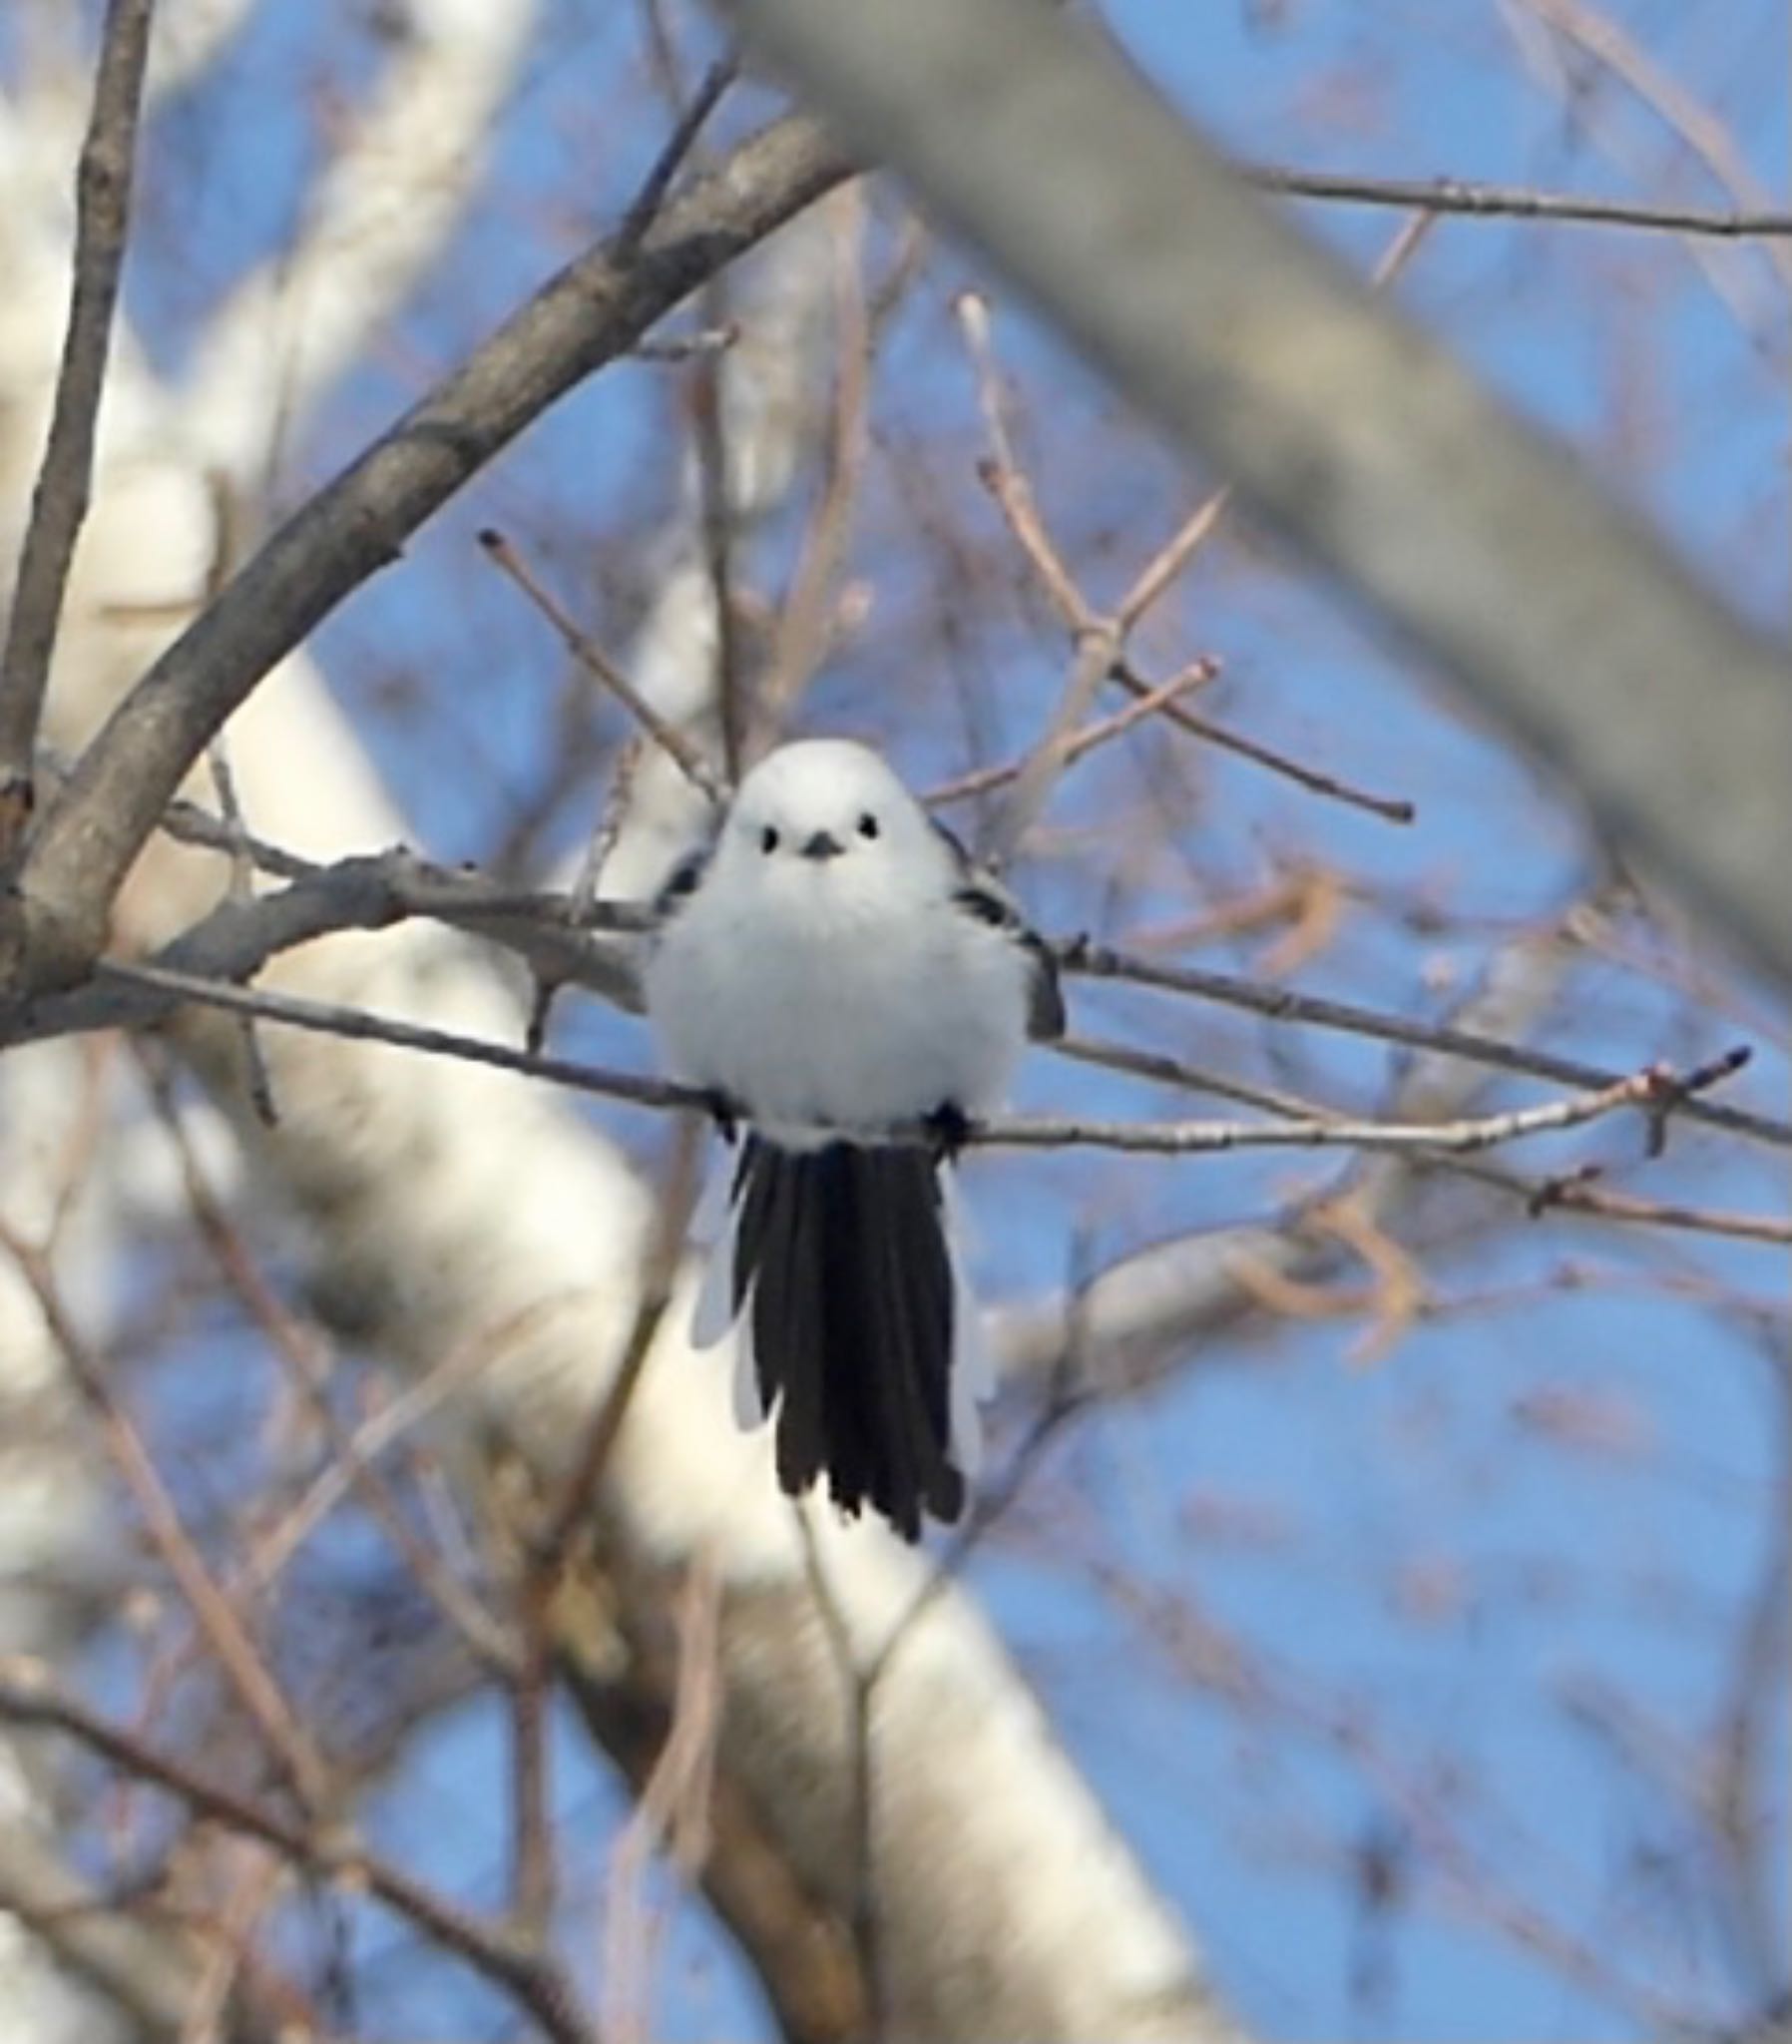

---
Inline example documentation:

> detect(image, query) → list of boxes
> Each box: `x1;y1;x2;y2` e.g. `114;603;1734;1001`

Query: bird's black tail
728;1135;966;1540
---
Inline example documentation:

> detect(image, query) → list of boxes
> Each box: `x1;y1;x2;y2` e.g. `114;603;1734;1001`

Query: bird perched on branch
645;738;1063;1539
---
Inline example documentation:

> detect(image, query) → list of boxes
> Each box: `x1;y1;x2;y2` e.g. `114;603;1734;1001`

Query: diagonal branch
0;0;157;863
2;113;853;997
714;0;1792;986
0;1665;600;2044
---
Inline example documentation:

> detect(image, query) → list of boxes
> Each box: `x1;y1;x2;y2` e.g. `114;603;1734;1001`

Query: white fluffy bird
644;739;1063;1539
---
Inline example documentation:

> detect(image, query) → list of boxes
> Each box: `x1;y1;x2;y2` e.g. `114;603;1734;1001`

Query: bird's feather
698;1134;971;1538
645;741;1048;1537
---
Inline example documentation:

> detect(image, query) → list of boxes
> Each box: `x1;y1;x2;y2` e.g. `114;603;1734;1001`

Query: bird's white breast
647;866;1031;1141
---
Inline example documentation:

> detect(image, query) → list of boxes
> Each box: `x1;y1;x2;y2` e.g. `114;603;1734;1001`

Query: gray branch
0;0;156;860
0;112;851;996
716;0;1792;987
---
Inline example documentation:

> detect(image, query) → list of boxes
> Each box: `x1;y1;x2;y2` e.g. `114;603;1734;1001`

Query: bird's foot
703;1089;745;1143
922;1102;974;1160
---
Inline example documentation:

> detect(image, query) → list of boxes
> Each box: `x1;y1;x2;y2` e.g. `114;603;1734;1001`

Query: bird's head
716;740;944;899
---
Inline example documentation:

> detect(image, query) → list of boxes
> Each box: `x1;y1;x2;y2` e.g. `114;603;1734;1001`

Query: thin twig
533;737;651;1053
535;1118;704;1563
755;189;874;741
958;294;1086;628
1070;1005;1792;1257
36;956;1770;1170
0;1222;332;1812
0;1668;600;2044
791;1513;887;2042
985;1055;1744;1157
35;742;322;880
1055;1027;1341;1122
1114;487;1231;634
927;659;1217;807
135;1053;519;1673
616;55;739;251
90;956;696;1108
1064;939;1790;1152
0;0;157;859
600;1547;724;2044
690;326;747;783
1520;0;1792;289
1107;659;1417;822
967;216;1430;839
203;734;280;1123
242;1299;571;1613
972;453;1088;635
1059;1031;1790;1246
964;411;1120;854
1516;1170;1792;1245
1107;203;1428;637
477;531;726;804
1242;162;1792;240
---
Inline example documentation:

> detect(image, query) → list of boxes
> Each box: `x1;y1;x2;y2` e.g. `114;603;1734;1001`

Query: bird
643;738;1063;1539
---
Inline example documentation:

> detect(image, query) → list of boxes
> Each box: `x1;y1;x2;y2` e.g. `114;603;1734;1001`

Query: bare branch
173;0;543;466
3;114;852;996
1242;163;1792;240
75;958;697;1111
0;1224;332;1811
1519;0;1792;287
0;1818;249;2043
11;942;1760;1197
984;1054;1746;1158
1064;939;1792;1153
0;847;648;1052
0;0;156;860
617;56;740;250
478;529;728;806
0;1663;601;2044
926;658;1218;807
715;0;1792;985
1106;659;1417;823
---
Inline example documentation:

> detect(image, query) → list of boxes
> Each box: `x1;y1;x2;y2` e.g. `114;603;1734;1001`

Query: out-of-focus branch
1;113;852;997
1518;0;1792;289
0;1666;600;2044
715;0;1792;987
0;1818;269;2044
174;0;541;467
478;529;729;805
142;0;255;105
994;917;1579;1388
0;0;155;862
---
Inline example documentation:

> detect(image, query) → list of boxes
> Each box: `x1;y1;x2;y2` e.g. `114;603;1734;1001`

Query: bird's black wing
933;819;1065;1041
652;841;711;922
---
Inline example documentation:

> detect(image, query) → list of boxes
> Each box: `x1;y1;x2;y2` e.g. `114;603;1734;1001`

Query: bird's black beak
799;829;844;861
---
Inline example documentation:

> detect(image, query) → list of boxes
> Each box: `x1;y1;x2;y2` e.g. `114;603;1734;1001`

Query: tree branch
0;1665;601;2044
1064;939;1792;1153
715;0;1792;986
1242;163;1792;239
2;112;852;996
0;0;156;861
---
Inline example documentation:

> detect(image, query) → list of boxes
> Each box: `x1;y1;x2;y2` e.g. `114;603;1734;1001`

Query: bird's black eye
857;812;880;840
759;825;780;854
